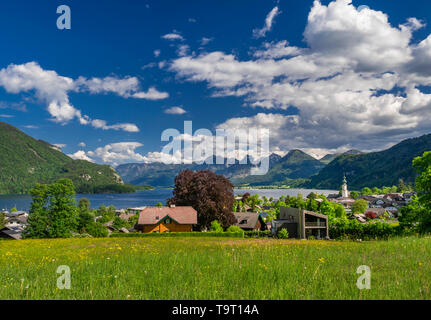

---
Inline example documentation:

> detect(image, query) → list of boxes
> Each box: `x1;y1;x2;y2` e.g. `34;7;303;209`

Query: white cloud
177;45;190;57
0;62;168;132
78;142;86;147
68;150;94;162
90;119;139;133
154;49;161;57
86;142;146;166
253;41;303;59
201;37;213;46
253;6;281;38
0;114;14;118
162;31;184;41
164;106;187;115
132;87;169;100
168;0;431;154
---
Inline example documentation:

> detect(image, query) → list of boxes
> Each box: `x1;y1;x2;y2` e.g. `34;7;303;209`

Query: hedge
329;219;401;240
244;230;273;238
110;232;245;238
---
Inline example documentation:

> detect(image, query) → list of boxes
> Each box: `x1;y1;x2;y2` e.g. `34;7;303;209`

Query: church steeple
341;174;350;198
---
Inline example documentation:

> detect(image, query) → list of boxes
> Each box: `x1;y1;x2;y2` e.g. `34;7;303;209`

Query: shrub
110;232;244;238
244;230;273;238
329;219;401;240
226;225;244;234
210;220;224;232
277;228;289;239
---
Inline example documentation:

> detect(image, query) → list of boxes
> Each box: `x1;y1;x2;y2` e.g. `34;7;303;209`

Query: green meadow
0;236;430;300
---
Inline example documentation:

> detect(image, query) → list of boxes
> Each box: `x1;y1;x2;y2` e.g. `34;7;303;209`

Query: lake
0;188;338;211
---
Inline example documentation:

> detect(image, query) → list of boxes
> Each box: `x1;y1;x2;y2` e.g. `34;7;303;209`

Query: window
240;219;248;225
165;218;171;224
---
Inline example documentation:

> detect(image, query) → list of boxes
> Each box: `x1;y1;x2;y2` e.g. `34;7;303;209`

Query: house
0;226;23;240
331;197;356;208
4;215;27;230
233;212;267;231
272;207;329;240
365;208;388;219
136;206;197;233
128;206;147;215
119;213;136;221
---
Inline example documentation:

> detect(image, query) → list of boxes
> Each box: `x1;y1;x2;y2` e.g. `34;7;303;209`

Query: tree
24;179;78;239
350;191;359;199
398;179;406;192
248;194;262;212
155;202;164;207
361;187;372;195
320;200;335;217
334;203;346;218
78;198;91;211
306;198;319;212
405;151;431;233
352;199;368;214
168;170;236;230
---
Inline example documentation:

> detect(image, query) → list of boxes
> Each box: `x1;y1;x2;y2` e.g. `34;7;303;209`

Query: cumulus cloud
253;41;303;59
0;62;168;132
168;0;431;154
68;150;94;162
253;6;281;38
164;106;187;115
86;142;146;166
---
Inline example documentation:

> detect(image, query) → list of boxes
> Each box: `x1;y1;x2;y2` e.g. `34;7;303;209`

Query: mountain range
2;120;431;193
118;134;431;190
0;121;125;194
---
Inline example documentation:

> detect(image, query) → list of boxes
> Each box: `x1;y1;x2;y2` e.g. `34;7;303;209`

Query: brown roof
137;206;197;225
119;213;136;220
366;208;387;216
233;212;261;230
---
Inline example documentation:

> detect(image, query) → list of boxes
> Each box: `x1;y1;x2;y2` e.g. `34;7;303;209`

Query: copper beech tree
168;170;236;230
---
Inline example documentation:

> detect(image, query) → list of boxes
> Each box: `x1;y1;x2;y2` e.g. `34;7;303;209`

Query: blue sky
2;0;431;165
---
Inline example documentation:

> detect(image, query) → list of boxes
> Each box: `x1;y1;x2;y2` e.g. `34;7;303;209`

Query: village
0;176;416;241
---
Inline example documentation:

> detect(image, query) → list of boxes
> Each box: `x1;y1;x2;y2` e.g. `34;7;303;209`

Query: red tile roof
137;206;198;225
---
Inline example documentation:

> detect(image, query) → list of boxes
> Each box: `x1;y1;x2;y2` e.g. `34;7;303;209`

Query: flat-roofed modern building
272;207;329;240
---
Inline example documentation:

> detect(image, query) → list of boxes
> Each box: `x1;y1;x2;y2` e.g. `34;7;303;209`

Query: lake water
0;188;337;211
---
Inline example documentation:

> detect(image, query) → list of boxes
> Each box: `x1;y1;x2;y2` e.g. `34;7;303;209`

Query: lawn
0;236;430;300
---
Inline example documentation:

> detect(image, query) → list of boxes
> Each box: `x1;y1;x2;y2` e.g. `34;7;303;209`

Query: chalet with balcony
136;206;197;233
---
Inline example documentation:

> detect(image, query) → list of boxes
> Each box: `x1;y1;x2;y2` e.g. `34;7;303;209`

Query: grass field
1;236;430;300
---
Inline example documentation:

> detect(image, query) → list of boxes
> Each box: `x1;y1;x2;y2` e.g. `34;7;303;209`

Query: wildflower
318;257;325;263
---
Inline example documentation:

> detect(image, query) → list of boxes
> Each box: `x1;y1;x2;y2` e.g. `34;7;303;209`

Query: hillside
319;150;364;165
231;150;325;186
0;121;125;194
308;134;431;190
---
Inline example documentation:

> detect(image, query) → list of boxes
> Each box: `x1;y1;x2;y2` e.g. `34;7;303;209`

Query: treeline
24;179;138;239
76;183;154;194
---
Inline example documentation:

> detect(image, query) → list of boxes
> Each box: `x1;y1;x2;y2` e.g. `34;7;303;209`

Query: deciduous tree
168;170;236;230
